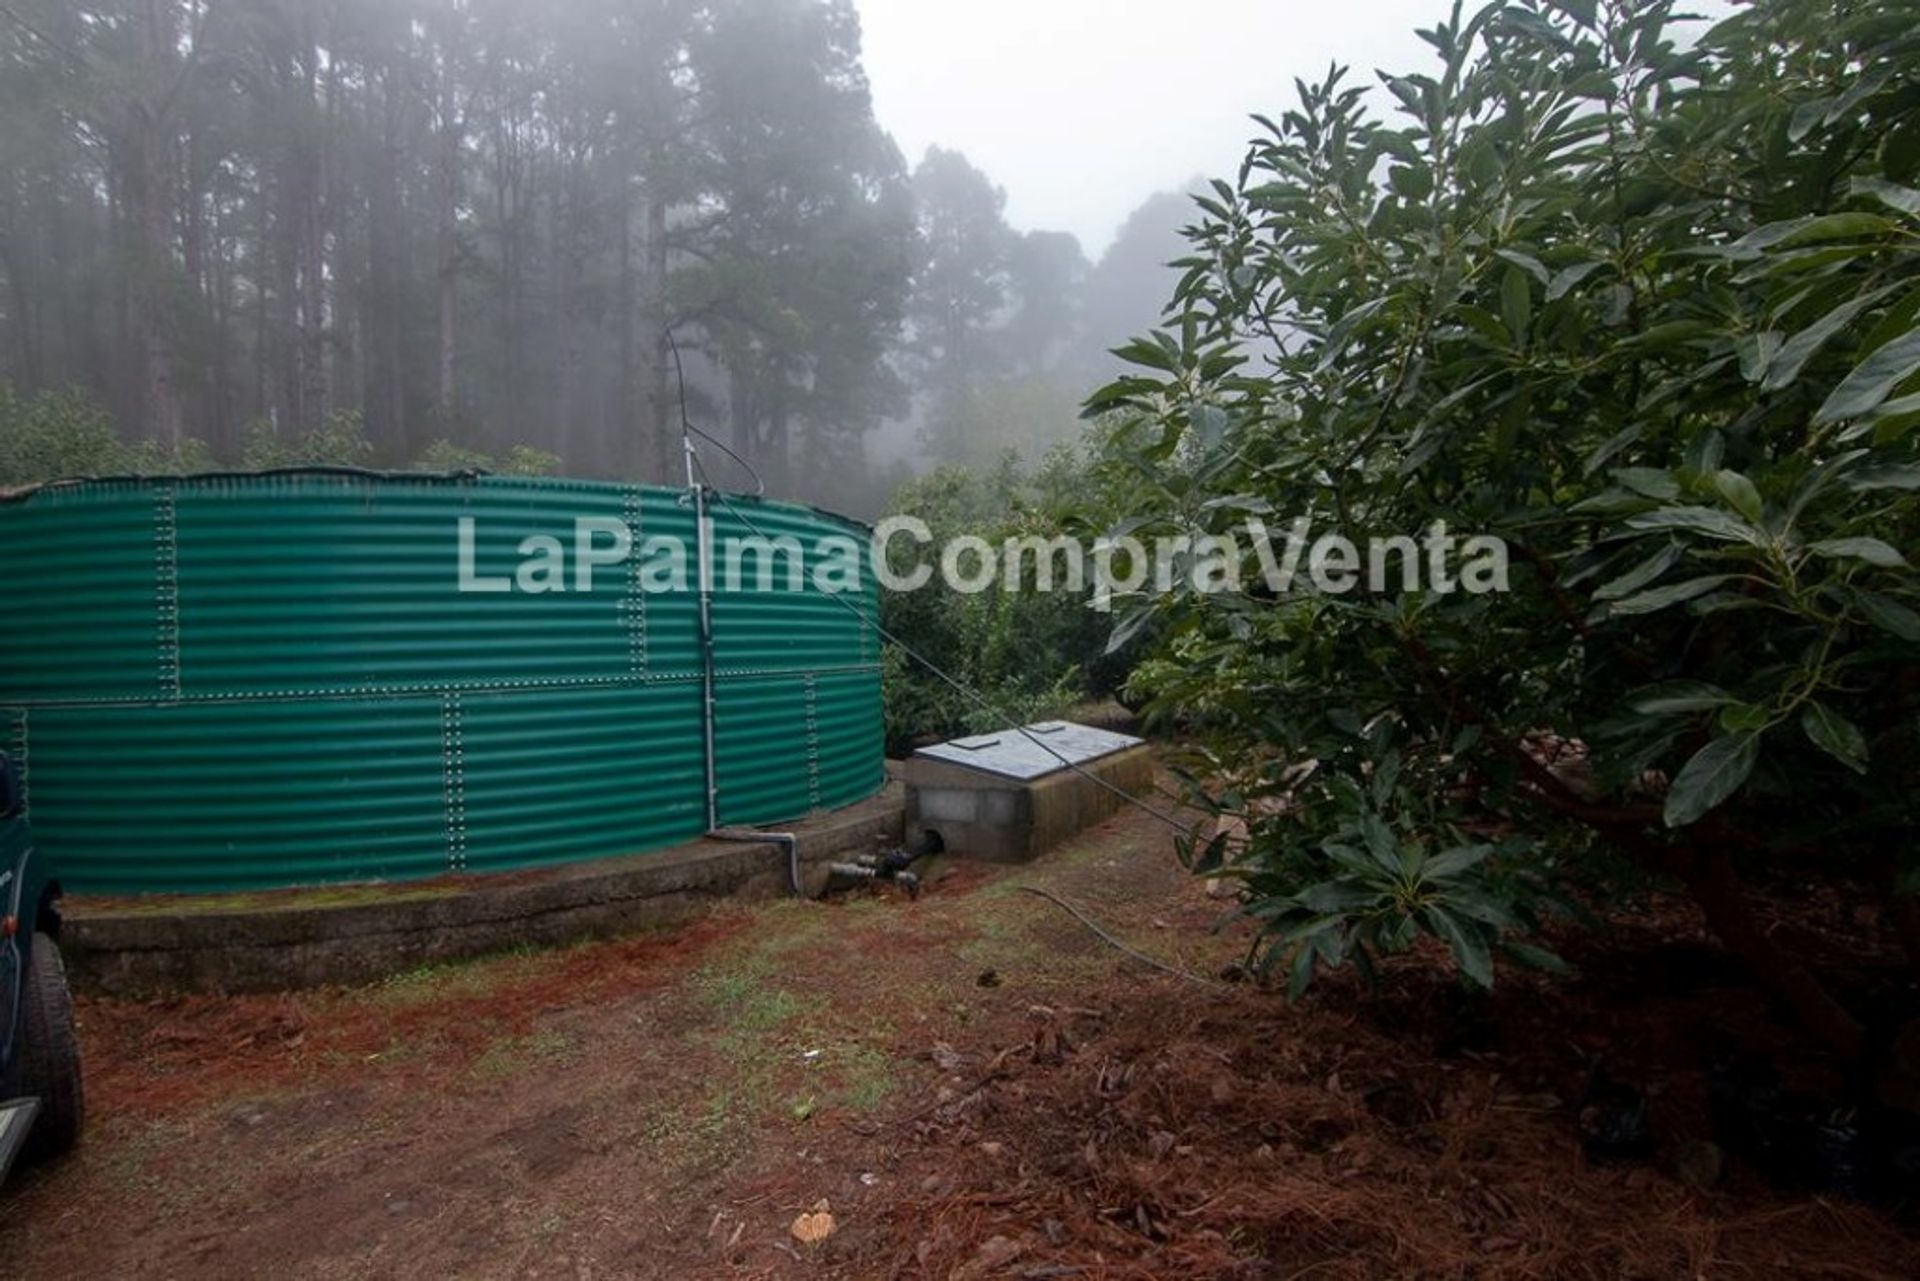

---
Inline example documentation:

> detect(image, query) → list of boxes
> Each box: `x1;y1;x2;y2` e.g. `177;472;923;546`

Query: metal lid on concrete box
912;721;1143;781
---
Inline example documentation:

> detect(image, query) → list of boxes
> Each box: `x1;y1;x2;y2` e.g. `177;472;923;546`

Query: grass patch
640;1081;756;1175
829;1040;894;1111
72;881;459;918
367;943;545;1006
691;952;820;1039
469;1028;577;1080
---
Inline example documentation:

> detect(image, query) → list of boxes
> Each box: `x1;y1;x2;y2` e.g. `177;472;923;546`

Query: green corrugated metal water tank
0;471;885;893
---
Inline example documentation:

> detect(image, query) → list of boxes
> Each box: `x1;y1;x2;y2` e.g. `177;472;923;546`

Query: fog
0;0;1506;519
860;0;1454;255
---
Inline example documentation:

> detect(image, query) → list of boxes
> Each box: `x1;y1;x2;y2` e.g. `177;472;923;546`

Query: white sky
856;0;1463;256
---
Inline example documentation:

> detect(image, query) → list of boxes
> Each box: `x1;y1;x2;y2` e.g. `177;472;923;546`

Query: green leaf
1358;812;1400;876
1610;575;1740;615
1808;537;1908;568
1571;488;1657;516
1191;403;1228;453
1801;703;1869;774
1869;400;1920;443
1546;260;1604;302
1105;605;1155;654
1852;590;1920;641
1421;843;1492;882
1297;882;1382;914
1495;248;1550;285
1613;467;1679;500
1188;831;1231;875
1843;465;1920;492
1739;331;1783;382
1787;98;1831;145
1321;842;1379;878
1729;212;1895;258
1584;423;1645;475
1287;938;1319;999
1444;886;1517;929
1497;940;1571;975
1762;287;1898;393
1370;750;1402;807
1501;265;1532;340
1622;319;1715;349
1779;212;1896;245
1683;429;1726;478
1110;337;1181;374
1851;176;1920;216
1389;164;1434;200
1624;506;1760;543
1423;905;1494;989
1815;329;1920;424
1664;733;1760;828
1082;376;1166;414
1629;681;1738;716
1713;470;1765;522
1718;703;1770;734
1594;541;1683;600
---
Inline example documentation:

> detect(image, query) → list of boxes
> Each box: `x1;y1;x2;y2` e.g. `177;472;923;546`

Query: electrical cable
659;323;1202;842
697;477;1202;841
665;327;765;497
1016;886;1216;986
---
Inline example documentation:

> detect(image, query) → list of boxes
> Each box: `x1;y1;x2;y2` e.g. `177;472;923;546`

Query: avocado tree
1090;0;1920;1054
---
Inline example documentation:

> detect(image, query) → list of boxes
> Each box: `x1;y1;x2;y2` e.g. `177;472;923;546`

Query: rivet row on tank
804;674;821;809
153;486;182;700
7;666;879;710
442;693;467;870
625;487;647;675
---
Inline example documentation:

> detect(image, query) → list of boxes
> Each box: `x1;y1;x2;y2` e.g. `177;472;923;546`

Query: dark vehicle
0;750;82;1180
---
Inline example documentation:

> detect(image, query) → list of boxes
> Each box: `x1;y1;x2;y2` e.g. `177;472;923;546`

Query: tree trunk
616;192;636;475
435;71;461;427
766;382;790;492
122;0;182;450
135;118;181;450
729;371;756;470
274;137;305;435
1680;845;1867;1059
645;193;672;483
364;61;409;456
0;213;42;390
208;194;233;455
300;15;330;431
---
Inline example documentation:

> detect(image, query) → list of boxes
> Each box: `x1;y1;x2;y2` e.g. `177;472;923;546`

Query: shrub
1092;0;1920;1052
0;385;212;486
416;439;561;476
878;445;1143;752
239;411;376;469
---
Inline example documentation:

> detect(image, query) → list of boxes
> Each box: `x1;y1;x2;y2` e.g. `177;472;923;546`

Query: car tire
5;932;84;1162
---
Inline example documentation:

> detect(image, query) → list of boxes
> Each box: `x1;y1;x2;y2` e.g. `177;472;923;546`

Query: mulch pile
811;901;1920;1279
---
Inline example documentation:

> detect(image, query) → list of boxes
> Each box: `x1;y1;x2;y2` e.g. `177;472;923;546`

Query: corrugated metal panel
814;669;887;810
23;697;449;890
173;476;643;695
708;496;874;672
0;472;885;894
714;674;814;827
0;484;166;701
635;489;705;677
458;680;709;874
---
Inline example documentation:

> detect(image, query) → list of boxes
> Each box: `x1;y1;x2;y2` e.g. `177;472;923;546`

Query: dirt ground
2;801;1917;1279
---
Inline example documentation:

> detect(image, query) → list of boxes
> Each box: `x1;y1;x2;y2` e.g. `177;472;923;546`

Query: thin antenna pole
688;434;719;831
